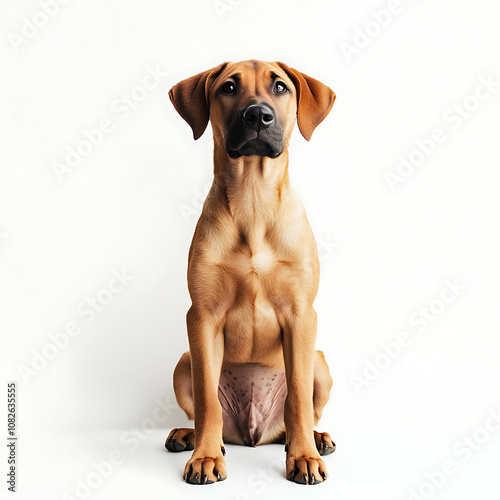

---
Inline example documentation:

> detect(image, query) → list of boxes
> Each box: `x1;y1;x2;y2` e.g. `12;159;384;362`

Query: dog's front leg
283;306;328;484
183;306;226;484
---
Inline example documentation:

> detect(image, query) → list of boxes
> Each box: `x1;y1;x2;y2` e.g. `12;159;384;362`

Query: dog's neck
213;151;291;248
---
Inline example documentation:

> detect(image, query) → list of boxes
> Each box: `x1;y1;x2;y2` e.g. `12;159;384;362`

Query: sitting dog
166;60;336;485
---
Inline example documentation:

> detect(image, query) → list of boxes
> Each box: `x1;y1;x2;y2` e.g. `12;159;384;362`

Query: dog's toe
172;439;185;452
165;428;196;452
183;453;227;485
314;431;336;456
286;455;327;485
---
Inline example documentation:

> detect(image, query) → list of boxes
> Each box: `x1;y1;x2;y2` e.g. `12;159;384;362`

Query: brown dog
165;60;336;485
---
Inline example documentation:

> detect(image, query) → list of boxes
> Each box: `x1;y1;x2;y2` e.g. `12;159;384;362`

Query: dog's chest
228;242;277;277
222;240;285;362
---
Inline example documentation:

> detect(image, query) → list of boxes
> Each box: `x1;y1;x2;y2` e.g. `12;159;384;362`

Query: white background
1;0;500;499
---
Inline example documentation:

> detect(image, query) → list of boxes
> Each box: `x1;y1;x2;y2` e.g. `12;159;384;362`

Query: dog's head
169;60;335;159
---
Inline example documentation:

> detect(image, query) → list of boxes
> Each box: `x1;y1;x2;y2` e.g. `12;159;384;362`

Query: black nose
242;104;275;130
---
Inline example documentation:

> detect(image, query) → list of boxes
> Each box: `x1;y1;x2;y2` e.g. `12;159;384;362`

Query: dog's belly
218;364;287;446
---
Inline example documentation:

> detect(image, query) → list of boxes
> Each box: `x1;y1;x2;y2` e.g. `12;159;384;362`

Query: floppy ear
277;62;335;141
169;63;227;140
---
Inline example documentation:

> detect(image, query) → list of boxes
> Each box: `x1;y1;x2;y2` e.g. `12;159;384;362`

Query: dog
165;60;336;485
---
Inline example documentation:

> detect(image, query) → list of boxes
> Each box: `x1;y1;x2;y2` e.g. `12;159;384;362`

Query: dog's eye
222;81;236;94
274;81;288;94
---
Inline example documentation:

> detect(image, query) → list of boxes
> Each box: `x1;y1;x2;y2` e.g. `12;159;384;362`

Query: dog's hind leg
173;351;195;420
165;352;196;452
312;350;335;456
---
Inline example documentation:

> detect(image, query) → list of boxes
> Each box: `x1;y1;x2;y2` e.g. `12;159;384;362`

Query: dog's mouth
227;134;283;159
230;138;280;158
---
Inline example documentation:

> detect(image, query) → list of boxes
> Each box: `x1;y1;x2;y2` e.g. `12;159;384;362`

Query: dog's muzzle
226;103;284;159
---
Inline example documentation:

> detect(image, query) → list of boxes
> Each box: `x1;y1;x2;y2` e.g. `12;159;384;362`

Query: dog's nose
242;104;275;130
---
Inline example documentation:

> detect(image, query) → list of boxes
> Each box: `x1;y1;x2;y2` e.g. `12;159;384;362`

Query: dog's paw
314;430;336;456
286;453;328;485
183;448;227;485
165;428;195;452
